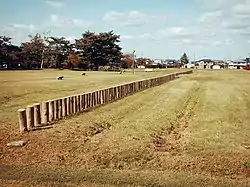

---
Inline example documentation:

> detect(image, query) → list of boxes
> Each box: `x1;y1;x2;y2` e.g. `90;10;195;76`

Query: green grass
0;69;250;186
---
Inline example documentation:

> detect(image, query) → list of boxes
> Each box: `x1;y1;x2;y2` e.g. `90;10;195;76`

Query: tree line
0;30;189;71
0;30;135;70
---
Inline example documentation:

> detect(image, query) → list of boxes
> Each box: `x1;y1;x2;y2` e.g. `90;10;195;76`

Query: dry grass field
0;69;250;187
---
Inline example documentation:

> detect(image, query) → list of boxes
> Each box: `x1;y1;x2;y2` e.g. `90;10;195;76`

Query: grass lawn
0;68;181;134
0;69;250;186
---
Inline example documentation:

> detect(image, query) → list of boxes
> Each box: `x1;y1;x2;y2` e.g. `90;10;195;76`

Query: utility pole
132;50;135;74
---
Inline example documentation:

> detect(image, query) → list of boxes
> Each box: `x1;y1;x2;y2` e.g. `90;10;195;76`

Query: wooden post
88;92;92;108
62;97;67;117
54;99;59;120
108;88;112;102
41;101;49;124
91;92;95;107
112;87;115;100
117;86;121;99
73;96;77;113
70;96;74;114
97;90;102;106
82;94;86;110
77;95;81;112
18;109;27;133
26;105;34;130
116;86;119;99
76;95;79;112
122;85;126;97
86;93;89;109
95;91;98;105
121;85;125;97
66;97;71;115
113;87;116;100
33;103;41;127
96;90;99;105
123;85;127;96
79;95;82;112
49;100;54;122
58;99;62;119
98;90;101;105
85;93;89;108
105;89;109;103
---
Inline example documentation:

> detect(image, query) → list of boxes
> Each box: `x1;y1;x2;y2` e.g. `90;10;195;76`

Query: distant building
228;59;247;69
194;59;227;69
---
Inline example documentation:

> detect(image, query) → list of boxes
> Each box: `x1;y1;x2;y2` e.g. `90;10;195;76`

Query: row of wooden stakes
17;70;193;133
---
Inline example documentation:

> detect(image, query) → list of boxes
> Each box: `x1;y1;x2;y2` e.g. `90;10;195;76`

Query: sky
0;0;250;60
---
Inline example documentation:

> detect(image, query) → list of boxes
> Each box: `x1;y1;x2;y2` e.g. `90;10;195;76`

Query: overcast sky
0;0;250;60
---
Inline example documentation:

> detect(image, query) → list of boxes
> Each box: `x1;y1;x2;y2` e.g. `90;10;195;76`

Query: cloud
197;0;243;10
103;11;167;26
233;4;250;16
220;1;250;35
49;14;93;28
156;27;200;39
45;0;65;8
1;23;38;44
136;24;235;49
120;35;133;40
212;39;235;46
138;33;158;41
1;14;93;44
198;11;223;23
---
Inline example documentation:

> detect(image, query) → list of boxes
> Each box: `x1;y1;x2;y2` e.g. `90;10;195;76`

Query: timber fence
17;70;193;133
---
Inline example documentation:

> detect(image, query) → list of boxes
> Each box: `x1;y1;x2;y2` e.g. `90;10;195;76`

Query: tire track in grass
150;82;203;153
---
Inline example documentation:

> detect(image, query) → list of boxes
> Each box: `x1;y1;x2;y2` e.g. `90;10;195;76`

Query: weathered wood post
73;95;77;113
54;99;59;120
62;97;67;117
93;91;97;106
66;97;71;115
108;88;111;102
26;105;34;130
117;86;121;99
105;89;109;103
41;101;49;124
99;90;103;104
77;95;80;112
113;87;116;100
58;99;62;119
33;103;41;127
49;100;54;122
87;92;91;108
90;92;94;108
85;93;89;108
111;87;115;101
121;85;125;97
18;109;27;133
83;94;87;110
97;90;101;105
70;96;74;114
78;95;82;112
124;85;127;96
